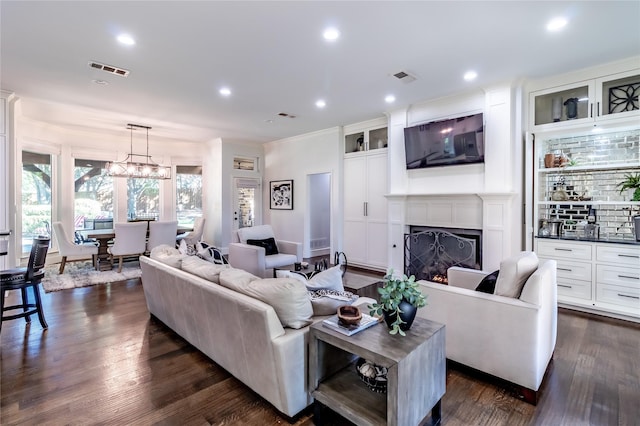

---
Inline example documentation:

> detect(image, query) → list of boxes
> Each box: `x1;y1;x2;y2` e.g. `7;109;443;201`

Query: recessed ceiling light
546;17;567;32
219;87;231;96
463;71;478;81
385;95;396;103
117;34;135;45
316;100;326;108
91;79;109;85
265;119;274;124
323;27;340;41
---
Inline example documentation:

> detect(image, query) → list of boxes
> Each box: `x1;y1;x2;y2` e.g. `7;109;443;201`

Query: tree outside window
127;178;159;220
22;151;52;253
176;165;202;227
74;159;113;229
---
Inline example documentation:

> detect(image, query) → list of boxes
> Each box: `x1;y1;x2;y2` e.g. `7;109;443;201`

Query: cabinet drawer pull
617;294;640;300
558;284;572;289
554;248;573;252
618;275;640;280
618;254;639;259
557;267;573;272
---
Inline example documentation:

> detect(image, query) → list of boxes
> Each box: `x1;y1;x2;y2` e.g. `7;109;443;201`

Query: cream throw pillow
494;251;539;298
150;244;186;269
181;255;230;284
243;278;313;329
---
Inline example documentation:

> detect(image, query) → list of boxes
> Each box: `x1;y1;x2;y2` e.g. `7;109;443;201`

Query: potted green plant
369;269;427;336
616;172;640;201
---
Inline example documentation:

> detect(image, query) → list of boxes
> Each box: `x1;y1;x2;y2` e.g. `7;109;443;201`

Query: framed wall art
270;179;293;210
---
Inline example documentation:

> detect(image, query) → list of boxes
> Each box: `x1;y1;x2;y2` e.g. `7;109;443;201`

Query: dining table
82;225;193;272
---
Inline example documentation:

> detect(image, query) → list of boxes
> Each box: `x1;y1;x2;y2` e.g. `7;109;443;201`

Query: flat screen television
404;113;484;169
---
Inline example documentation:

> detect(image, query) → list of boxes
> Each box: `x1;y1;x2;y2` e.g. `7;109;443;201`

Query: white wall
264;127;342;258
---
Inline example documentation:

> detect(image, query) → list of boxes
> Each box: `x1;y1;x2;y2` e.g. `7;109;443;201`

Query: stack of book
322;313;382;336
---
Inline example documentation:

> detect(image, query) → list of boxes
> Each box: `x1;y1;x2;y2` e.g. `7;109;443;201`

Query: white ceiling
2;1;639;144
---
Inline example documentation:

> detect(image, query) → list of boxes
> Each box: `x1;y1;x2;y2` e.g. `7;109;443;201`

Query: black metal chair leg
32;284;48;329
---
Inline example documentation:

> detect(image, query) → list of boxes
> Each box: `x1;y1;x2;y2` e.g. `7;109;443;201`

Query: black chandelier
105;124;171;179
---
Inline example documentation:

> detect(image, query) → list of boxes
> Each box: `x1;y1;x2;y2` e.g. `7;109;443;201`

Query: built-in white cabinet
536;239;639;321
530;69;640;131
343;150;388;270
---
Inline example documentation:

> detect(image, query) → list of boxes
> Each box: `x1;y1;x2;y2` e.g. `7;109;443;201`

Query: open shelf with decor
532;127;640;322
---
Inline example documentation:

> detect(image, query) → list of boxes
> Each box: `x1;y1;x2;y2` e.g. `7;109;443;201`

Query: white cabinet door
343;151;388;270
344;156;367;220
366;153;388;222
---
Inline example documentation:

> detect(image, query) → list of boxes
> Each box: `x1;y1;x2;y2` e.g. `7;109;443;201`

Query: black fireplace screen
404;228;481;282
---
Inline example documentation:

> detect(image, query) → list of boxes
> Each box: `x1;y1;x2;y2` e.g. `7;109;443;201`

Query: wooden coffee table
309;316;446;426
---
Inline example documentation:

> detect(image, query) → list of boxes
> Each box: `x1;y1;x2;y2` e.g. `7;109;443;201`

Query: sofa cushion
494;252;539;298
276;265;344;291
475;270;499;294
247;237;279;255
236;225;275;244
308;289;358;316
181;255;230;284
219;268;260;291
240;277;313;329
150;244;186;268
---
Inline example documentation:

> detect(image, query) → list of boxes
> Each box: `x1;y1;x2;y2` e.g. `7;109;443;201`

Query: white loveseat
140;251;373;417
417;252;557;404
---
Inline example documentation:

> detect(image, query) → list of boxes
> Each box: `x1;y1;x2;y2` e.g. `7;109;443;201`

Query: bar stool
0;237;50;332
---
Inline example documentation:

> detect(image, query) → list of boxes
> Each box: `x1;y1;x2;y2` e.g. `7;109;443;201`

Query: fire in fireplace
404;227;482;284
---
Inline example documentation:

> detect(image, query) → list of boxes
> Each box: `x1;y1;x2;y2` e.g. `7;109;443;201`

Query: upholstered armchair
147;220;178;253
52;221;98;273
108;222;147;273
228;225;302;278
416;251;558;404
176;216;205;246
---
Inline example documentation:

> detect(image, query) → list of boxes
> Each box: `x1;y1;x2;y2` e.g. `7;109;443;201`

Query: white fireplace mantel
386;192;518;273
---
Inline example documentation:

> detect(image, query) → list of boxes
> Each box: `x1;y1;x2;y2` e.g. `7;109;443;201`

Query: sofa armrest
447;266;490;290
276;240;303;262
228;242;266;277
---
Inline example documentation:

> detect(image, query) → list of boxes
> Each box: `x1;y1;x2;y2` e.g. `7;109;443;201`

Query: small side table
310;316;446;426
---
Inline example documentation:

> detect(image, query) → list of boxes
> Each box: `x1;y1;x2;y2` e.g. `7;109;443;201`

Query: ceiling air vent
277;112;296;118
88;61;130;77
391;70;416;84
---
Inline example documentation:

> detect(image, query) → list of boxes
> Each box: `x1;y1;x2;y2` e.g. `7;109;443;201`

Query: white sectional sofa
140;251;373;417
417;252;557;404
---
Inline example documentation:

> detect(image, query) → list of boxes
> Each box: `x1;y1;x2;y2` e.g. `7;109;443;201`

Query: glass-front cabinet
530;69;640;131
344;126;388;154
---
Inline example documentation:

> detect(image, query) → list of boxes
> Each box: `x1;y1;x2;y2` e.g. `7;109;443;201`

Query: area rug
41;260;142;292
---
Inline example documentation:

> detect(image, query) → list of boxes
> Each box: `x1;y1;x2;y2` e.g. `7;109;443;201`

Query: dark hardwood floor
1;278;639;425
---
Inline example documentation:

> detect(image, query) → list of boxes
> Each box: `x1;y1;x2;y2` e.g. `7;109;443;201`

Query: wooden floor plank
1;279;639;425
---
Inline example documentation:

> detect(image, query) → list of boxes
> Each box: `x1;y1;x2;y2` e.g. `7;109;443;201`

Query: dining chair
0;237;50;332
52;222;98;273
108;222;147;273
147;220;178;252
176;216;205;246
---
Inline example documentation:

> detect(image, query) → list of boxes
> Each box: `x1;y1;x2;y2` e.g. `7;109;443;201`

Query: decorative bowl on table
337;305;362;326
356;358;388;393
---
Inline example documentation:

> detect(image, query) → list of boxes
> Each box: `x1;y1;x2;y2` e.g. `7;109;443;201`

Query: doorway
233;178;261;230
307;173;331;258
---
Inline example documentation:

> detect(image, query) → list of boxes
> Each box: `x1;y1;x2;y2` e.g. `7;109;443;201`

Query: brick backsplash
538;128;640;240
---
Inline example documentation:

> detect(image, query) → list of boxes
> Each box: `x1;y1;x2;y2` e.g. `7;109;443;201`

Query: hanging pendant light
105;124;171;179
